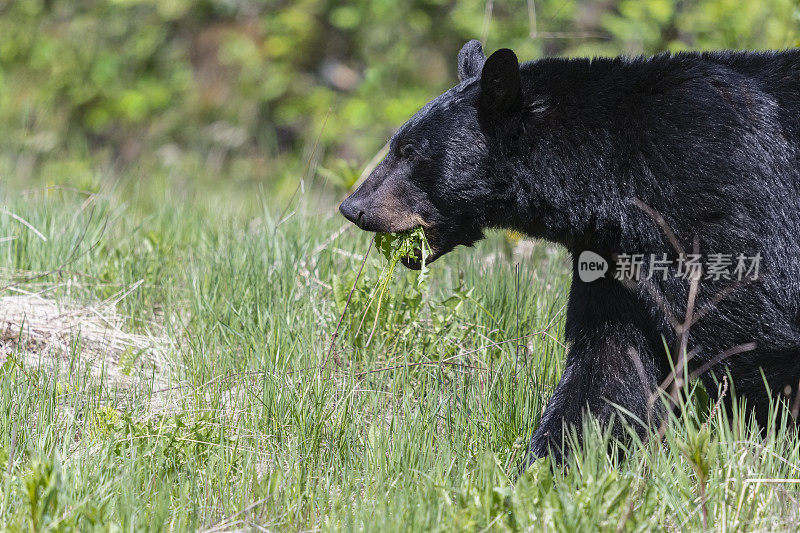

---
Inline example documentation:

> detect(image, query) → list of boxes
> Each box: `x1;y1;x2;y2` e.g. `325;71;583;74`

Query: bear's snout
339;186;426;234
339;196;366;228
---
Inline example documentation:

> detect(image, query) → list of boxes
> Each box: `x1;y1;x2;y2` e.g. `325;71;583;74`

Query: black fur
339;43;800;462
458;39;486;82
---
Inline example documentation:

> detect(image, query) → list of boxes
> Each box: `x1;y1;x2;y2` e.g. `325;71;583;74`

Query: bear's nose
339;197;365;228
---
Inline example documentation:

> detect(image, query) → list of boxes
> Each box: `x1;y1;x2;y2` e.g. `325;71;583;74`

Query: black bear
339;40;800;462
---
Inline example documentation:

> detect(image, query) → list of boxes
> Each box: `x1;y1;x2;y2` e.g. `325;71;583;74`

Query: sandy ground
0;287;171;389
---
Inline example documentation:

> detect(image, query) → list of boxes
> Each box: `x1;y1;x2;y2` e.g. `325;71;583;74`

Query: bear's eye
399;143;416;160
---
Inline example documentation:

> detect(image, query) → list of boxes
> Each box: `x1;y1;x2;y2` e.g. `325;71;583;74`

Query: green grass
0;178;799;531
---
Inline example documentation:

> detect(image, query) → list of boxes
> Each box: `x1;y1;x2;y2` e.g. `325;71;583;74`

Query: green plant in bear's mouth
375;227;431;285
357;227;431;345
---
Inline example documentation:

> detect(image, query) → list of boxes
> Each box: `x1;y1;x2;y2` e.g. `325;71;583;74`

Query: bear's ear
478;48;522;122
457;40;486;82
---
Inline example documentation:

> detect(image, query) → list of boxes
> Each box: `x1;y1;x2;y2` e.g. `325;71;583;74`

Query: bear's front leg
527;276;670;464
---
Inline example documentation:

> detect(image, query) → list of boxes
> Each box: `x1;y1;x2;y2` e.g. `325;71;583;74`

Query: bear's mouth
398;226;445;270
392;222;483;271
400;248;442;270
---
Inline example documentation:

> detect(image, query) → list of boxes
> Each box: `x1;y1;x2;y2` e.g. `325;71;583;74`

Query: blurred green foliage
0;0;798;190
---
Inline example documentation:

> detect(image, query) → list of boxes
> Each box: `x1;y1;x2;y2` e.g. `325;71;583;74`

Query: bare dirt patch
0;290;171;388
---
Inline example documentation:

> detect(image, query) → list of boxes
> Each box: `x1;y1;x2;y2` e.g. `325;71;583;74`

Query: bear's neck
495;56;651;254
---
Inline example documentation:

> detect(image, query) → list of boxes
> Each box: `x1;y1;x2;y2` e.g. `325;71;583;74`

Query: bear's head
339;41;523;269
